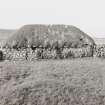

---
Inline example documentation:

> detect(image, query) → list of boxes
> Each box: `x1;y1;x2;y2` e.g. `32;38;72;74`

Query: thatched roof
5;24;95;48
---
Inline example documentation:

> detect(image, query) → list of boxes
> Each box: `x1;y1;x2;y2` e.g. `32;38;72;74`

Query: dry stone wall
94;44;105;58
2;46;94;61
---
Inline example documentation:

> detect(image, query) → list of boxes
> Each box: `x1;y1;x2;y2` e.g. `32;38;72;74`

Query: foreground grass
0;58;105;105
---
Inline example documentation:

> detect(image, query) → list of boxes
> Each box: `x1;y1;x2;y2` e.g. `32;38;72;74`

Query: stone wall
94;44;105;58
2;46;93;61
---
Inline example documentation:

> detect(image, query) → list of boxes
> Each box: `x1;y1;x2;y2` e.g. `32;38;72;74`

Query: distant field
0;29;15;45
0;58;105;105
94;38;105;44
0;29;15;40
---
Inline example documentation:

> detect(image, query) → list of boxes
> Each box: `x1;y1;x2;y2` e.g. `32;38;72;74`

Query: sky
0;0;105;38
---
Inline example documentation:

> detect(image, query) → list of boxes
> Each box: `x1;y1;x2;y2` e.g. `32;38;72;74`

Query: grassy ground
0;58;105;105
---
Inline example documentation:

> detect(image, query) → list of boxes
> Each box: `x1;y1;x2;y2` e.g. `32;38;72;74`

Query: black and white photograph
0;0;105;105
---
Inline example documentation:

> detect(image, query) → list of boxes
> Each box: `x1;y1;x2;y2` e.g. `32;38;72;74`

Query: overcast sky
0;0;104;38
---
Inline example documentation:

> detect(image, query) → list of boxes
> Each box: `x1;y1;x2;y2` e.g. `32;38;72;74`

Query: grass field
0;58;105;105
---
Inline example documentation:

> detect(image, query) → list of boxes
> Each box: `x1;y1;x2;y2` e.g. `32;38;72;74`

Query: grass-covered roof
5;24;95;48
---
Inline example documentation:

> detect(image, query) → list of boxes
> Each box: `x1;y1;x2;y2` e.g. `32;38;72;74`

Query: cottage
4;24;96;60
